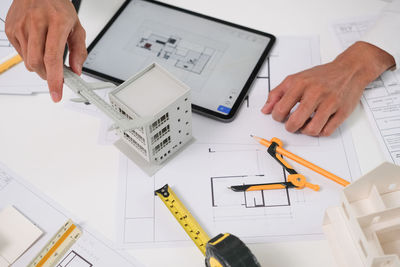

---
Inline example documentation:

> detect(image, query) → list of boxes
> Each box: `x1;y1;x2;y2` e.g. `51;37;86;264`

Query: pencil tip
250;134;254;138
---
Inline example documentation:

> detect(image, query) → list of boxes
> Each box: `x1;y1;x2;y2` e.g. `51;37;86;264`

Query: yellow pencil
251;135;350;187
0;54;23;74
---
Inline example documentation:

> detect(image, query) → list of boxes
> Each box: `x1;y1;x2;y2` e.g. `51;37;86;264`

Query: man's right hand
5;0;87;102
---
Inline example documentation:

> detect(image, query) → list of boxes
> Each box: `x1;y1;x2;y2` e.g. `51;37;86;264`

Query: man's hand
261;41;395;136
5;0;87;102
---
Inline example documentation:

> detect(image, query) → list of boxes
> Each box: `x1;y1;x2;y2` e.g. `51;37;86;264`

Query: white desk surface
0;0;388;266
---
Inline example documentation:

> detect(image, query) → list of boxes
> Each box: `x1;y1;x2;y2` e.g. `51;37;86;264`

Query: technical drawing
207;146;296;221
57;250;93;267
0;18;11;48
137;33;214;74
211;174;291;209
113;36;361;247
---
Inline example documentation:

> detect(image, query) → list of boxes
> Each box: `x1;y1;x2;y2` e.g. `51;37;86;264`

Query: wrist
333;41;395;86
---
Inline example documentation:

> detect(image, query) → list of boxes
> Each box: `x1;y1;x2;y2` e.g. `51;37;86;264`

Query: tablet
83;0;275;121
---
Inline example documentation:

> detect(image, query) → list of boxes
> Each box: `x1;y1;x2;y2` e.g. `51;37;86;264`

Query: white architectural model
64;63;193;175
323;162;400;267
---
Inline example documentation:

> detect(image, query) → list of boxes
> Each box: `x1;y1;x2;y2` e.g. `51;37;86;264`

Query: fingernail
261;104;270;114
51;92;60;102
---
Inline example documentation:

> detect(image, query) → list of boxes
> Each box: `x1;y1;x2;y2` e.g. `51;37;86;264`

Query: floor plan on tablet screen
83;0;271;115
120;20;228;92
136;32;215;75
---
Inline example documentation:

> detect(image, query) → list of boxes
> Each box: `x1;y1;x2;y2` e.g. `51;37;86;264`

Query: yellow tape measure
155;184;210;255
155;184;260;267
28;219;81;267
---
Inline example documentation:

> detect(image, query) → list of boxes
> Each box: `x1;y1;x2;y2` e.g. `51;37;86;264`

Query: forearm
333;41;395;88
361;0;400;70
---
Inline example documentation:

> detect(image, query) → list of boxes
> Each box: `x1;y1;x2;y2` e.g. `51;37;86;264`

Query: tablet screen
83;0;274;120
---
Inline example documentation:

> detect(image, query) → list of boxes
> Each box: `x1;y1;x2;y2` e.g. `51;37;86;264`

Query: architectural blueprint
0;162;143;267
116;36;362;248
120;20;228;94
136;33;214;75
0;0;48;95
332;17;400;165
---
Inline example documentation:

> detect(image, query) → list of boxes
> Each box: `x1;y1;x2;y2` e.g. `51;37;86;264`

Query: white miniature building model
63;63;192;175
109;63;193;171
323;162;400;267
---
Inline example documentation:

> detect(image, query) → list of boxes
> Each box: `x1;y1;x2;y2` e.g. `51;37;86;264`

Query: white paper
0;206;42;266
116;36;362;248
63;74;115;118
331;17;400;165
0;163;144;267
0;1;48;95
362;72;400;165
0;256;8;267
98;117;119;145
331;16;377;50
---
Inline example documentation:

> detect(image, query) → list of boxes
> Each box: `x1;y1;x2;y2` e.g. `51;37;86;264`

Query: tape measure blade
155;184;210;255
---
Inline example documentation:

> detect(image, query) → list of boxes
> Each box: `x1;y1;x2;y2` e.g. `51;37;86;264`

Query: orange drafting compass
230;137;320;192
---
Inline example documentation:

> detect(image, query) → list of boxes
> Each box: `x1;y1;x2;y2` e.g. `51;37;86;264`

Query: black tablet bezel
82;0;276;122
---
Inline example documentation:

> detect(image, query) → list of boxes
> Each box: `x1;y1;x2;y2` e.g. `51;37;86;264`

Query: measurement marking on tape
155;184;210;255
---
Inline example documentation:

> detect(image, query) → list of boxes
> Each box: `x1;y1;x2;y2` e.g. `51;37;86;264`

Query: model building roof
111;64;189;117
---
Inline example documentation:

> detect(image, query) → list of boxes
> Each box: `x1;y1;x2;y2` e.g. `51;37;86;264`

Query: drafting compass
230;138;320;192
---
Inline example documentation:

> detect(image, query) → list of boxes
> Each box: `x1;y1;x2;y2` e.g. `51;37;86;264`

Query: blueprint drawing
116;36;362;248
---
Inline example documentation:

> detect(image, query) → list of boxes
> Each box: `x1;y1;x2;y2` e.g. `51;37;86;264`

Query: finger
14;26;28;64
285;95;320;133
5;26;23;57
271;85;303;122
300;102;338;136
320;110;348;136
8;36;23;58
26;20;47;79
44;22;71;102
67;23;87;75
261;86;284;114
